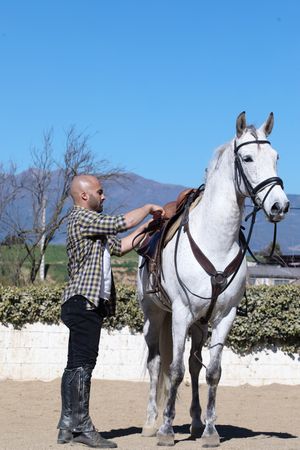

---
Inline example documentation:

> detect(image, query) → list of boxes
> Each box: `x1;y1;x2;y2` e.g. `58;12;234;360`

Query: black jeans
61;295;104;369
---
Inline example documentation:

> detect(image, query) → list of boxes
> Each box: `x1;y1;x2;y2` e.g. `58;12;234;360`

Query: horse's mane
205;142;230;182
205;125;258;183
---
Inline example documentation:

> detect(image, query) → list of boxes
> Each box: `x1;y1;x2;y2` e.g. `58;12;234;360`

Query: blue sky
0;0;299;194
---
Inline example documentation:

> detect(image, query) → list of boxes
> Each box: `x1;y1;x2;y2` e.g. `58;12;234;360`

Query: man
57;174;164;448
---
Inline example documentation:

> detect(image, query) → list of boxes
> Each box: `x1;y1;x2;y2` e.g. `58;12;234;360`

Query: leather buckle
211;272;227;288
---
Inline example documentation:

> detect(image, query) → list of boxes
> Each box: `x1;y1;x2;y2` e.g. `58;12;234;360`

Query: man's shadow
102;427;141;439
102;424;297;443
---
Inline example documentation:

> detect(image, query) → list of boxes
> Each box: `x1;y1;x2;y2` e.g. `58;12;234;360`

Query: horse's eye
243;156;253;163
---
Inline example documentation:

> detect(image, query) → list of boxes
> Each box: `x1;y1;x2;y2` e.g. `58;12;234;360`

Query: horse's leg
157;312;190;446
142;302;167;437
189;321;208;438
201;307;236;448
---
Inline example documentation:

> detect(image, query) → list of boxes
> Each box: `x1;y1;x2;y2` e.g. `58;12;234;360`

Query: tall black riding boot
57;368;75;444
71;366;117;448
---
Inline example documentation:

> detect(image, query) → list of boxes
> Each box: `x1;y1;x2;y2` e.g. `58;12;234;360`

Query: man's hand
148;204;165;217
121;203;165;255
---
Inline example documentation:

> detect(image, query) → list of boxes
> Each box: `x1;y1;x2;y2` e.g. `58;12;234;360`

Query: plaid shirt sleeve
107;235;122;256
79;211;127;237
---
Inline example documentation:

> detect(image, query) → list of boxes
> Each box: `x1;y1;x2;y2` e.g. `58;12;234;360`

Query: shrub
0;284;62;328
105;285;144;333
0;283;299;354
228;284;300;355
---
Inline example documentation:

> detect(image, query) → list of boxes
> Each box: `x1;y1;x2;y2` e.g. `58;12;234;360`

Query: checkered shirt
62;206;127;314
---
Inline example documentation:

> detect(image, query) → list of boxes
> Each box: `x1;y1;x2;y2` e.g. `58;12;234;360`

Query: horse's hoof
190;424;204;438
157;432;175;446
201;433;220;448
142;425;158;437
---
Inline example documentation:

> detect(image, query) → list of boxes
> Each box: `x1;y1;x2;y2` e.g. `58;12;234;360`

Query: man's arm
80;212;127;237
123;204;163;229
120;219;152;255
121;203;164;255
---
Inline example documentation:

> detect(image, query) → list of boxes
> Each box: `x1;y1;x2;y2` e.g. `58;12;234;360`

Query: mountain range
63;172;300;254
2;171;300;254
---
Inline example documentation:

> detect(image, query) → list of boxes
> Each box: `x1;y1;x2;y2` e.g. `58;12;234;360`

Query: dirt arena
1;379;299;450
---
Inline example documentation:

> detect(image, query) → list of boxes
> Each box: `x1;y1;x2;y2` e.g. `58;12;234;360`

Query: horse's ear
260;112;274;136
236;111;247;138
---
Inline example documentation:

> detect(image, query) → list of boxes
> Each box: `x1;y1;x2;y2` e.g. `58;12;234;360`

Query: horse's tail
157;312;173;407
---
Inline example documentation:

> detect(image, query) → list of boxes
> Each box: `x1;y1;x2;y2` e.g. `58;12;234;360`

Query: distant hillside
1;171;299;254
103;172;187;214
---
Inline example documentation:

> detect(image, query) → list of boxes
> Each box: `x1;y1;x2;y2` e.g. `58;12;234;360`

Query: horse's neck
191;164;243;254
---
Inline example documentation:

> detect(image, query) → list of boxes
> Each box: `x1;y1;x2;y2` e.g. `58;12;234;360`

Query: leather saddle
136;187;204;294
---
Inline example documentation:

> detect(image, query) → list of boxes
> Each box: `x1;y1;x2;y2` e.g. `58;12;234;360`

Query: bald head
70;175;105;212
70;175;97;201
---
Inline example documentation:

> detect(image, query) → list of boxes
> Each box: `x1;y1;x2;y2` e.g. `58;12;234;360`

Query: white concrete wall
0;323;299;385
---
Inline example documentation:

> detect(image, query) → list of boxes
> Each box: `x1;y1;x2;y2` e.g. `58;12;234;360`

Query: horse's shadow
101;424;297;443
173;423;297;443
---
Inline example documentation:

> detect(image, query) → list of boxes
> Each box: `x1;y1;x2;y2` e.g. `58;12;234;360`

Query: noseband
234;139;284;211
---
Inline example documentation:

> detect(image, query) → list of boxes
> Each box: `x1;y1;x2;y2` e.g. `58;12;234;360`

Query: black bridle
234;139;284;211
234;138;284;262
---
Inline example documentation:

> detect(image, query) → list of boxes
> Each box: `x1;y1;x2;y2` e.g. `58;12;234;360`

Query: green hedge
0;284;299;355
228;284;300;355
0;284;62;328
0;284;144;332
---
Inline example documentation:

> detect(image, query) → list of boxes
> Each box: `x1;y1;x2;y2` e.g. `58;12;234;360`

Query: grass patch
112;251;138;270
0;244;138;286
45;245;68;264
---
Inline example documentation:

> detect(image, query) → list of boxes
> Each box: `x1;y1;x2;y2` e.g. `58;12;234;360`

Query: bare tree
0;163;24;284
1;126;121;284
0;162;20;220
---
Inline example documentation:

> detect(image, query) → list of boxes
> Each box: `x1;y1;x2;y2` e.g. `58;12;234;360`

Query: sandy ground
0;379;299;450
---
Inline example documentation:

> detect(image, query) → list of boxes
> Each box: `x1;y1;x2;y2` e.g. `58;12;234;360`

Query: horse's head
234;112;289;222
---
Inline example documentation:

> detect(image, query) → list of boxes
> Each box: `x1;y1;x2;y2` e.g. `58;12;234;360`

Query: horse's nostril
271;201;289;216
283;202;290;214
271;202;281;214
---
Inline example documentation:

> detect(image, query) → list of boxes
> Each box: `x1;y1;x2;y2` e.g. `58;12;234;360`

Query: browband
234;139;271;153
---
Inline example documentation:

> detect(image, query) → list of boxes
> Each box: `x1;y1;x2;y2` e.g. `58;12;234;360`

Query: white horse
137;112;289;447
